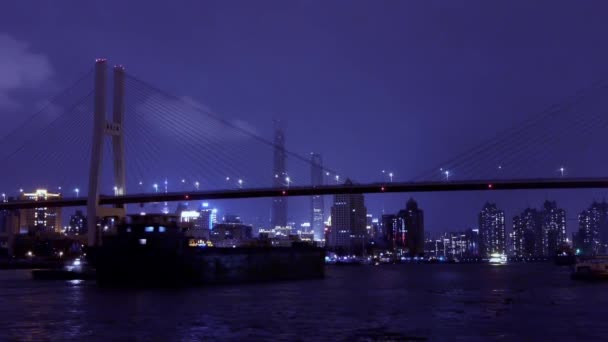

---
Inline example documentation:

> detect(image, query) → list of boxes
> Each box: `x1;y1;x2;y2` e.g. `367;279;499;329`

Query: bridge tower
271;120;287;228
87;59;127;247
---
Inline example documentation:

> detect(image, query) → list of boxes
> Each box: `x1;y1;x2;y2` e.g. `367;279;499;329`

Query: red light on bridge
282;190;287;195
488;184;493;189
185;195;190;199
381;186;385;192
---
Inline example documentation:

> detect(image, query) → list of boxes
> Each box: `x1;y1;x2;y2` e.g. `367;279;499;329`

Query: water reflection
0;265;606;340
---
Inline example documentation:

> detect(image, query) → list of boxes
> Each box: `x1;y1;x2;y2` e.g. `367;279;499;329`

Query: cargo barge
91;214;324;287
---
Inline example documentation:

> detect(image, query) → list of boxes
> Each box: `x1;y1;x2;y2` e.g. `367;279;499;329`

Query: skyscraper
381;214;397;250
512;208;539;257
198;202;218;231
478;203;506;257
310;152;324;241
576;201;608;255
464;228;480;257
328;179;367;255
271;122;287;228
540;200;567;255
396;198;425;256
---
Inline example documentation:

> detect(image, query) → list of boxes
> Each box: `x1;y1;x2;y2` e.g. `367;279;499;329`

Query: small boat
571;256;608;280
554;244;577;266
32;258;96;281
489;253;507;265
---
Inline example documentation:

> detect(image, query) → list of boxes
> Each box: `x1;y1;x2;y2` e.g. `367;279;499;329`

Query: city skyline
3;2;608;340
3;1;608;239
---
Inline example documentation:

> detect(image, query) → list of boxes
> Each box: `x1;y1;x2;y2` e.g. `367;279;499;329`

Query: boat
571;256;608;280
488;253;507;265
32;258;96;280
91;214;325;287
554;244;577;266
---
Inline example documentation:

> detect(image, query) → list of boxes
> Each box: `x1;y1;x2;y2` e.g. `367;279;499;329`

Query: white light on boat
489;253;507;265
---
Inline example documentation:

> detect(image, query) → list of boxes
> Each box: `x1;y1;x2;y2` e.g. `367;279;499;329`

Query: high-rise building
576;201;608;255
381;214;397;250
365;214;373;238
67;210;87;235
328;179;367;254
512;208;539;257
478;203;506;257
445;231;467;258
198;202;218;230
395;198;425;257
511;202;566;257
464;228;480;257
19;189;62;233
271;122;287;228
310;152;324;241
540;200;567;255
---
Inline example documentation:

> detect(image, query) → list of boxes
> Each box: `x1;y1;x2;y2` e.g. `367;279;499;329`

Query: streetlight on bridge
74;188;80;197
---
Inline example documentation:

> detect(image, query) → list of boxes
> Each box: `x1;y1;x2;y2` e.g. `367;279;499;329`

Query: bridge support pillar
87;60;127;247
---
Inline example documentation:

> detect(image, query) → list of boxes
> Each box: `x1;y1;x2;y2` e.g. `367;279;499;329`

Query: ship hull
94;245;325;287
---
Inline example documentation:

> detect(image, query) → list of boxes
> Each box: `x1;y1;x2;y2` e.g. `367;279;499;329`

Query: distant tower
310;153;324;241
271;121;287;228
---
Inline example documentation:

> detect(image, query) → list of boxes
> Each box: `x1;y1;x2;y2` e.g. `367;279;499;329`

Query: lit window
158;226;166;233
126;227;132;233
145;226;154;233
139;239;147;245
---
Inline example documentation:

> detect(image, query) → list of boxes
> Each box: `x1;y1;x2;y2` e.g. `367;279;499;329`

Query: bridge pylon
87;59;127;247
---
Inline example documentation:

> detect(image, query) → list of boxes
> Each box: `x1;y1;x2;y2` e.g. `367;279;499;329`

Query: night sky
3;0;608;235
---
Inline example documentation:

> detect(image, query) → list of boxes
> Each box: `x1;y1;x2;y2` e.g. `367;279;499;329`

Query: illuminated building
512;202;567;257
371;218;380;238
328;179;367;255
540;201;567;255
180;210;200;225
366;214;373;238
67;210;87;235
396;198;425;257
198;202;218;230
478;202;506;257
310;152;325;241
381;214;397;249
19;189;62;233
576;201;608;255
465;228;480;256
512;208;539;257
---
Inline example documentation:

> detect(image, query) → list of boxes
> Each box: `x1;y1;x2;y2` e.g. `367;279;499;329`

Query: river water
0;263;605;341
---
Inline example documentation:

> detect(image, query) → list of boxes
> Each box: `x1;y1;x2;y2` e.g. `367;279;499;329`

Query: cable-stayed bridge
1;59;608;246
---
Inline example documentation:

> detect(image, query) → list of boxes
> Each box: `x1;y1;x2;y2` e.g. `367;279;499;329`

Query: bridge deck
1;178;607;210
